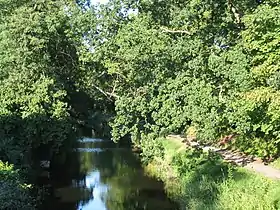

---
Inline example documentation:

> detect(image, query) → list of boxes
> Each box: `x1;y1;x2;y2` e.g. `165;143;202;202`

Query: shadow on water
39;137;178;210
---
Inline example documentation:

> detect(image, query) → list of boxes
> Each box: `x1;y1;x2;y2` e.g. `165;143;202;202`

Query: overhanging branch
92;84;119;101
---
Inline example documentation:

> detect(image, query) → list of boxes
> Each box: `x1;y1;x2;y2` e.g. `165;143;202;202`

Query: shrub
140;135;165;164
0;161;34;210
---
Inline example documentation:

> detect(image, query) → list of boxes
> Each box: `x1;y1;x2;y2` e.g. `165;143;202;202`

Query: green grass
144;138;280;210
162;138;185;154
216;169;280;210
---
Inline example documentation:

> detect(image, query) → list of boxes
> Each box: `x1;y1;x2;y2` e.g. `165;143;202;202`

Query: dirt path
166;135;280;180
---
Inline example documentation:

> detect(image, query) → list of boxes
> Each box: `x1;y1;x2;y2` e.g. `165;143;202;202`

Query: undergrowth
143;138;280;210
0;161;34;210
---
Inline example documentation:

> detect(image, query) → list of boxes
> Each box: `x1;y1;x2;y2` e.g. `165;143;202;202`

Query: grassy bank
143;138;280;210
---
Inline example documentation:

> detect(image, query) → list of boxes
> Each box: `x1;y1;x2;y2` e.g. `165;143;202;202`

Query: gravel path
167;135;280;180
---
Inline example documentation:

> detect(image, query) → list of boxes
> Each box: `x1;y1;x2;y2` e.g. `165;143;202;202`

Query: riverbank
0;161;35;209
143;138;280;210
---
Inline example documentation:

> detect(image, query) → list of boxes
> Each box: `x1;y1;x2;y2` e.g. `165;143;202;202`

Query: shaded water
40;137;178;210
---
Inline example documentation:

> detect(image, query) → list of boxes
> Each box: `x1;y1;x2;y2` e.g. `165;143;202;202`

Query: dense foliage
1;0;280;208
1;0;278;160
0;0;113;162
0;1;113;207
91;0;280;160
0;161;34;209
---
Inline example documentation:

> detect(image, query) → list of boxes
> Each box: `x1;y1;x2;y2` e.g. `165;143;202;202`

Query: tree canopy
1;0;280;163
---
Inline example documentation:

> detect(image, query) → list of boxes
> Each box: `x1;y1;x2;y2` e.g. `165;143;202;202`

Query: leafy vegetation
1;0;280;208
145;138;280;210
0;0;114;207
0;161;34;209
271;158;280;170
103;0;280;160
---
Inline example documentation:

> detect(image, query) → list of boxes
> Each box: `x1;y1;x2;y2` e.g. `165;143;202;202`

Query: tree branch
228;0;243;24
105;91;119;99
92;84;118;101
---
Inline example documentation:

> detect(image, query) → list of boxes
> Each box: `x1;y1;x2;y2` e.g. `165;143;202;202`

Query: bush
140;135;165;164
0;161;34;210
171;148;229;178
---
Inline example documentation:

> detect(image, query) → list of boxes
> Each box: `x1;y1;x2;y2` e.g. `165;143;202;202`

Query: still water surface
41;137;178;210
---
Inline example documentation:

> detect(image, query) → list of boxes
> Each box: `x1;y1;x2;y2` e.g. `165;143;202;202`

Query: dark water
40;137;178;210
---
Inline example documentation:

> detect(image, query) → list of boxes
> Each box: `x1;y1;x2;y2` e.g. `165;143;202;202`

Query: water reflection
78;138;104;143
76;171;108;210
42;137;178;210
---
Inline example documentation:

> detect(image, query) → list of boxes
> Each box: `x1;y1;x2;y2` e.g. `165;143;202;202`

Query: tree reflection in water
42;138;178;210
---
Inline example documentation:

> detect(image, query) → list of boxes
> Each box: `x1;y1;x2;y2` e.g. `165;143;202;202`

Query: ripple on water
78;137;104;143
76;148;104;152
76;148;128;152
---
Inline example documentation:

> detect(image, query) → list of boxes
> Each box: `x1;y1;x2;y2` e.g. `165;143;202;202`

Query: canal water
40;137;178;210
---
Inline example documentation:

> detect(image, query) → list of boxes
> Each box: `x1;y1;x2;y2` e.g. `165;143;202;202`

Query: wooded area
0;0;280;209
